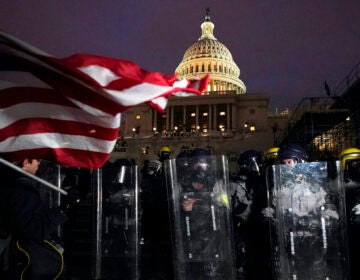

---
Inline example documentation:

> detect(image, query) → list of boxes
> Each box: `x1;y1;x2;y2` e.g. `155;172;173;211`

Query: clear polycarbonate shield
164;155;236;280
36;161;64;239
342;158;360;279
92;161;140;280
36;161;62;208
268;161;349;279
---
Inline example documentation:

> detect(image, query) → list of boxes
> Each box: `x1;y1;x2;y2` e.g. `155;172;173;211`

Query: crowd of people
0;143;360;279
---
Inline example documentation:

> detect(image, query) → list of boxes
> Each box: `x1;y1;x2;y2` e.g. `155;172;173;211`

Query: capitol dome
175;9;246;94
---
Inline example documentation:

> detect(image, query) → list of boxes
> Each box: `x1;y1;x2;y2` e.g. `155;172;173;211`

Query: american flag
0;31;209;168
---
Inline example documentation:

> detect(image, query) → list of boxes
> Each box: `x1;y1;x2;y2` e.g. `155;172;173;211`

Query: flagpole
0;158;68;195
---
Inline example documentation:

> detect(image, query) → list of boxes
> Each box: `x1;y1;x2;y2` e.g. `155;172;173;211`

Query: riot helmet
176;151;191;185
277;144;307;166
113;158;133;185
238;149;263;176
146;160;162;177
340;147;360;183
177;151;191;170
189;148;211;175
264;147;279;166
188;148;214;187
158;145;171;162
102;158;133;190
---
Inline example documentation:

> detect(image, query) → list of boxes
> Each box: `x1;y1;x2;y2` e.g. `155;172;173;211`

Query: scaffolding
277;62;360;160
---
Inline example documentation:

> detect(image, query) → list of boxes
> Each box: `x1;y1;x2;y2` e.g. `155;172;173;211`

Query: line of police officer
2;143;359;279
138;144;360;279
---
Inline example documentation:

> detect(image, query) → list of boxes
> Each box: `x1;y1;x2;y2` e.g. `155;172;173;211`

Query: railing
286;97;336;127
287;61;360;124
201;90;237;96
332;61;360;97
277;61;360;145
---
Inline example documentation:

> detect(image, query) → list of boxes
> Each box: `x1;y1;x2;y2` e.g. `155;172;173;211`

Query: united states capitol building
110;11;305;170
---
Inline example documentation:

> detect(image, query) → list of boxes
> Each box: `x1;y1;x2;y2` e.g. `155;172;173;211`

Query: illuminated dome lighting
175;8;246;94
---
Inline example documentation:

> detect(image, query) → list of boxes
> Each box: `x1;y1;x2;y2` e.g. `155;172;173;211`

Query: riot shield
164;155;236;280
36;161;63;239
36;160;62;208
268;161;349;280
92;160;140;280
342;158;360;279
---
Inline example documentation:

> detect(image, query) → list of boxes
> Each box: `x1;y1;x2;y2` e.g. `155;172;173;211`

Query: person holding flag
0;158;80;279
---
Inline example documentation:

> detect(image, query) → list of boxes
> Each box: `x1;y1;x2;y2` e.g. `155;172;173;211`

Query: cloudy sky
1;1;359;110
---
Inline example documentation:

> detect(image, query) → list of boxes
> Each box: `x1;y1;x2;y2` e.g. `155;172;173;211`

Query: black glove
60;188;80;214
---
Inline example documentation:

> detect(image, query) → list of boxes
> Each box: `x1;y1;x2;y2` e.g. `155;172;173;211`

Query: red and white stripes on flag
0;31;209;168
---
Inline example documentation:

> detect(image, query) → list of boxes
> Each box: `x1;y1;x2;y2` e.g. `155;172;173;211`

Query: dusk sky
1;1;359;111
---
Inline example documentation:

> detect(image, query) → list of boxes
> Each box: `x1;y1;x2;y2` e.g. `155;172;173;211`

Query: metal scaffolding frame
277;62;360;160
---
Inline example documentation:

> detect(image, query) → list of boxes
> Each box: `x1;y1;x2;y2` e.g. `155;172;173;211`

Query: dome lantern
200;8;216;40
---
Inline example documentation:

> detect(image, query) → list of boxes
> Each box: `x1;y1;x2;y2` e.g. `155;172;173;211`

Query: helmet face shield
160;151;171;161
102;159;133;191
188;148;212;180
147;160;162;176
345;159;360;183
238;150;263;175
192;158;211;173
277;144;307;165
117;165;132;185
249;160;260;174
340;148;360;169
177;157;190;169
